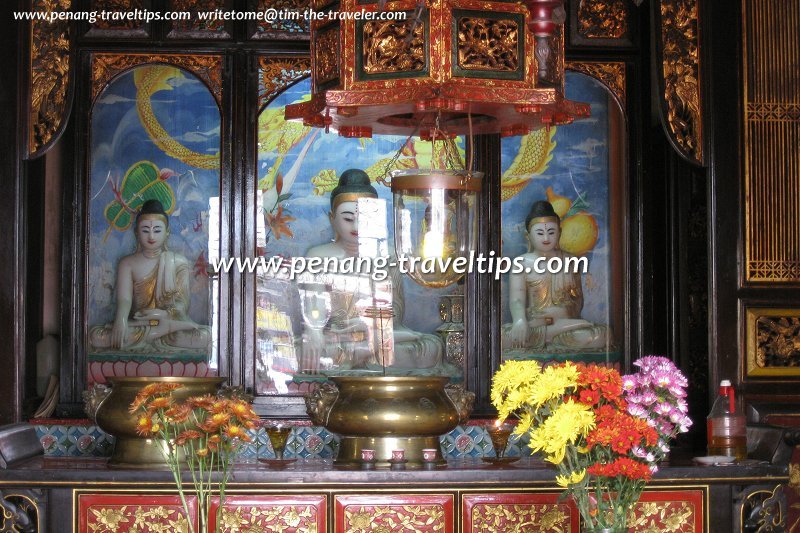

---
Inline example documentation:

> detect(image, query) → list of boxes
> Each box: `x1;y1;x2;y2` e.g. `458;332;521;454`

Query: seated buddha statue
300;169;444;373
502;200;610;353
89;199;211;353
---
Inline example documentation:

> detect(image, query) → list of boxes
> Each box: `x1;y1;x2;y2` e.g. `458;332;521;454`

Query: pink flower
655;402;672;415
628;404;648;418
640;391;658;405
622;375;638;391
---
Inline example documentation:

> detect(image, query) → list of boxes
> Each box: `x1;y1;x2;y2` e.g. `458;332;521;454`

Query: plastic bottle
706;380;747;460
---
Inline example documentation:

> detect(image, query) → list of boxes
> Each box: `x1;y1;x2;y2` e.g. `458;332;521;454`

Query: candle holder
265;425;292;461
487;423;513;459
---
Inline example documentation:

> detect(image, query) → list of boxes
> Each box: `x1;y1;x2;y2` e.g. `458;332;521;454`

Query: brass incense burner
92;376;226;468
306;376;474;466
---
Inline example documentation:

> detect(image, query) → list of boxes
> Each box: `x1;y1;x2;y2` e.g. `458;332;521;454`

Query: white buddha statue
300;169;444;373
503;200;610;353
89;199;211;353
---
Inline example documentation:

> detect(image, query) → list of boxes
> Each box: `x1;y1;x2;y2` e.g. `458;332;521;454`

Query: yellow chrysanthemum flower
527;363;579;407
556;468;587;488
527;399;595;463
491;360;541;407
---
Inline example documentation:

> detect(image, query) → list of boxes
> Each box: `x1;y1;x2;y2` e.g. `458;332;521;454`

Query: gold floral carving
456;17;519;72
256;0;310;34
258;56;311;109
315;27;340;85
659;0;703;163
344;504;445;532
790;463;800;488
627;501;695;532
91;0;145;30
471;503;571;531
91;53;223;106
362;19;425;74
578;0;628;39
746;309;800;377
567;61;626;108
755;316;800;368
85;505;189;532
169;0;226;34
29;0;72;156
219;504;320;532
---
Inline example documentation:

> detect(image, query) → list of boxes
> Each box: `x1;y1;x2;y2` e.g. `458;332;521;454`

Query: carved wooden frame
745;307;800;379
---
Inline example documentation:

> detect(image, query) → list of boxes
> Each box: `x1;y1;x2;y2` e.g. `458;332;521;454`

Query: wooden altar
0;456;790;532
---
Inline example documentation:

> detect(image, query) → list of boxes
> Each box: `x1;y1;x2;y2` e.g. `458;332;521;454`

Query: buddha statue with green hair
300;169;445;373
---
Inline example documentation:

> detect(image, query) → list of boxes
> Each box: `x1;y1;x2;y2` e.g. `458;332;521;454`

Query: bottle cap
720;379;732;387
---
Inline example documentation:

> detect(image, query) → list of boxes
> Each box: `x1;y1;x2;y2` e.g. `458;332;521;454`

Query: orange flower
164;403;192;424
209;400;230;415
129;395;147;414
207;435;221;451
135;415;153;436
186;394;216;411
230;401;250;418
146;396;173;412
151;423;161;434
266;205;295;240
140;383;183;397
175;430;203;446
196;448;209;458
223;424;250;442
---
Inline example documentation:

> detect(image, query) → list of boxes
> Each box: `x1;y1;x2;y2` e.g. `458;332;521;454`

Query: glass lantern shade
391;169;481;288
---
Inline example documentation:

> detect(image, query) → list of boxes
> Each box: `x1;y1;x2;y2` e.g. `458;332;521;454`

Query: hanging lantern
285;0;587;137
391;169;481;288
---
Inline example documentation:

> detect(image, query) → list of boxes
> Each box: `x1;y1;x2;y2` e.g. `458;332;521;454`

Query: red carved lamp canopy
285;0;589;138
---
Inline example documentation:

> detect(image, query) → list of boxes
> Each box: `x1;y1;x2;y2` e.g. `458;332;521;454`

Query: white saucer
693;455;736;465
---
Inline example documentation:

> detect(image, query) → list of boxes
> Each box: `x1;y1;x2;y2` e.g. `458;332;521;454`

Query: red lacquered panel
463;492;579;533
208;494;326;532
630;489;705;532
334;493;454;533
78;493;197;532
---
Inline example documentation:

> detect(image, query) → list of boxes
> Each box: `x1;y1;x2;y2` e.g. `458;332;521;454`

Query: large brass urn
93;376;226;468
306;376;473;466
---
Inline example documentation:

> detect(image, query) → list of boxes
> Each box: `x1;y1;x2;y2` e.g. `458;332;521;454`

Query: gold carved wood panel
168;0;230;38
209;495;326;532
577;0;628;39
746;308;800;378
88;0;150;36
28;0;73;158
657;0;703;165
257;56;311;109
566;61;626;109
743;0;800;282
77;493;196;532
462;493;578;533
334;494;454;532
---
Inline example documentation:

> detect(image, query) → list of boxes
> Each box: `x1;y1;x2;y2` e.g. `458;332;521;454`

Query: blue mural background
88;65;220;335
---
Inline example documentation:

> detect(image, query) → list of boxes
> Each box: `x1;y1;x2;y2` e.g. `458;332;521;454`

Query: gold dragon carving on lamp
457;17;520;72
363;19;426;74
